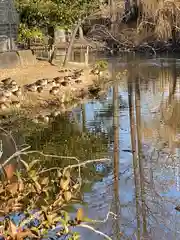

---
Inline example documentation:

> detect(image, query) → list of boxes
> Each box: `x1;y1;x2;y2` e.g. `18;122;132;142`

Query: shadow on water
2;55;180;239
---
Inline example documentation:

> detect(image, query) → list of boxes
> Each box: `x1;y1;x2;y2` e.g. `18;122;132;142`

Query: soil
0;61;87;85
0;61;110;119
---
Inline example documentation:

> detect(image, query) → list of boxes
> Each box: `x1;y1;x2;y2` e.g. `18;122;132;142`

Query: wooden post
85;45;89;66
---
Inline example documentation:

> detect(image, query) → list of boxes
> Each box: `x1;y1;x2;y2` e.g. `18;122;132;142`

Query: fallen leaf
64;191;72;202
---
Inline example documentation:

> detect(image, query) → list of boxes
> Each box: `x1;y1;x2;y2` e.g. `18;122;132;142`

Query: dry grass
94;0;124;18
102;0;180;46
138;0;180;41
88;0;180;46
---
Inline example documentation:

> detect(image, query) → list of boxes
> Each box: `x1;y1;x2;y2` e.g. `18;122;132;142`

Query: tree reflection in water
111;80;121;239
2;58;180;239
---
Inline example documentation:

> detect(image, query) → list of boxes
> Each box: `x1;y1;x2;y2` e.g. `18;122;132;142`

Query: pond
1;55;180;239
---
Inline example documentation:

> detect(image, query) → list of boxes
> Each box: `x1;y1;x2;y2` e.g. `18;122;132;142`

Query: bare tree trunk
27;39;31;50
49;45;56;65
63;20;81;67
172;3;176;45
132;0;139;26
79;26;84;40
48;26;56;65
110;0;116;34
124;0;130;13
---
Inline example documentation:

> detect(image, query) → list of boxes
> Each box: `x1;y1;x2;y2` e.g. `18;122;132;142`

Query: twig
19;150;82;185
90;211;117;223
2;146;31;167
64;158;111;171
79;224;112;240
38;158;110;174
4;147;110;177
0;127;21;164
2;145;110;190
18;150;82;162
0;127;18;152
6;148;110;172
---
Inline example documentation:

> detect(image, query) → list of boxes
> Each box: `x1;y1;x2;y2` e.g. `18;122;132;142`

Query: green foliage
16;0;100;29
94;60;108;72
18;23;44;43
0;111;109;183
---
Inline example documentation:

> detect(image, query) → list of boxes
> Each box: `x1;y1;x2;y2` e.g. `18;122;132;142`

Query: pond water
72;56;180;240
2;55;180;239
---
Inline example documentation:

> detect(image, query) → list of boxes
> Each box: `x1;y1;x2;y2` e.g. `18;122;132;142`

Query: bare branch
79;224;112;240
2;146;31;167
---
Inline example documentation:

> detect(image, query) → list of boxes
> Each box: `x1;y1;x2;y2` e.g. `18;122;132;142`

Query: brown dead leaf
72;183;80;190
18;179;24;192
46;213;58;224
6;183;18;195
9;220;17;237
12;203;23;212
62;169;70;179
57;171;62;178
63;191;72;202
16;230;38;240
53;195;63;207
60;178;70;191
7;199;14;207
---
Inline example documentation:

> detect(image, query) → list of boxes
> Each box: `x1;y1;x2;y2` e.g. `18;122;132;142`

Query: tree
16;0;100;62
16;0;100;31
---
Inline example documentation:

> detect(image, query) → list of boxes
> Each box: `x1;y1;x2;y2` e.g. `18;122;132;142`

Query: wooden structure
0;0;19;52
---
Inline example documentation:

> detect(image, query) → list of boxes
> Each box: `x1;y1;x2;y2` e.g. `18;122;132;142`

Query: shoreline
105;39;180;56
0;61;111;124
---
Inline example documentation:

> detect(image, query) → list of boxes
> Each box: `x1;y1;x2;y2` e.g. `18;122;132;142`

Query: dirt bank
0;61;88;85
0;61;110;121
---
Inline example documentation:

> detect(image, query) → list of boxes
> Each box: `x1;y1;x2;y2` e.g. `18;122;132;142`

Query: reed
138;0;180;41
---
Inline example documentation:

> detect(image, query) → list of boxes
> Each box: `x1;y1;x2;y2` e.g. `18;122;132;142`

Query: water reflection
76;57;180;240
2;56;180;239
128;77;141;240
111;81;121;239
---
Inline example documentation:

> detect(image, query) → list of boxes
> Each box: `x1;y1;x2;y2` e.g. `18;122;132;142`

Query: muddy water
2;56;180;239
